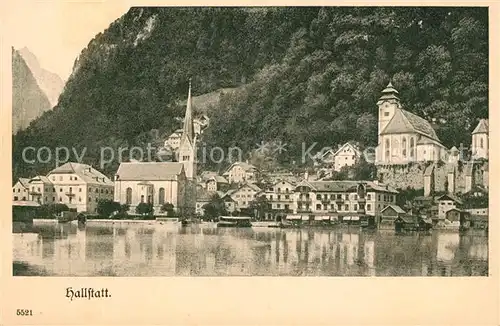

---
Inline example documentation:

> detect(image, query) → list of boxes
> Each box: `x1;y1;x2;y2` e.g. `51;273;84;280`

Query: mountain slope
18;47;65;107
12;48;52;134
12;7;488;180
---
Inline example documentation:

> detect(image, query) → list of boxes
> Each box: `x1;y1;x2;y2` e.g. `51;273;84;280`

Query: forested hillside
13;7;488;179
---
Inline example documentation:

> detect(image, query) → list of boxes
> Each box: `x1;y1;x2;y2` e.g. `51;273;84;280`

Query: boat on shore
217;216;252;228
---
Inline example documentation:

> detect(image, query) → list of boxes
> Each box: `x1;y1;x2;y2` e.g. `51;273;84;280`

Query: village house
263;180;295;219
224;183;262;211
114;162;187;215
221;193;236;213
223;162;259;184
12;178;31;201
436;194;463;220
320;142;362;171
290;180;398;222
47;162;114;213
164;129;183;150
26;175;54;204
471;119;488;160
379;204;406;229
375;82;448;165
198;172;229;192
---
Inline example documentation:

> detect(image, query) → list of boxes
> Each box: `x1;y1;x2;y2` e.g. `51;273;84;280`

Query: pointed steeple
182;78;194;143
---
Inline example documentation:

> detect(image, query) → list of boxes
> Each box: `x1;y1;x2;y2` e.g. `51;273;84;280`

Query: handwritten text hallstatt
66;287;111;301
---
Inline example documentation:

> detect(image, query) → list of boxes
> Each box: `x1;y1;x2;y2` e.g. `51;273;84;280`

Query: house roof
322;142;362;159
381;205;406;214
206;176;229;184
472;119;488;134
223;162;258;175
437;194;463;205
48;162;112;185
225;182;262;196
295;180;398;194
17;178;31;188
29;175;52;184
380;108;440;142
116;162;184;181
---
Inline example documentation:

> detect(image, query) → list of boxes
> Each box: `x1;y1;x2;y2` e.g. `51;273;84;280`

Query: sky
2;0;130;81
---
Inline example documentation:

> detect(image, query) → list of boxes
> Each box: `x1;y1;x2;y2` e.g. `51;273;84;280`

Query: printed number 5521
16;309;33;316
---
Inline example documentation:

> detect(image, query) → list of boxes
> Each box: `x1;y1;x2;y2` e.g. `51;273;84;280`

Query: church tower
178;79;197;216
178;79;197;179
377;82;401;137
376;82;401;164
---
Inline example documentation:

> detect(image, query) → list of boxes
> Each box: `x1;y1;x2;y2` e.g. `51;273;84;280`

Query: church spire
182;78;194;143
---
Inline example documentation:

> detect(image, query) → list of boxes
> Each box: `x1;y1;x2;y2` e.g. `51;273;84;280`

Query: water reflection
13;223;488;276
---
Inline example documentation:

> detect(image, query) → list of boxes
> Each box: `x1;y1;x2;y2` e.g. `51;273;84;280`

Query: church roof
472;119;488;134
180;80;195;146
116;162;184;181
381;108;440;142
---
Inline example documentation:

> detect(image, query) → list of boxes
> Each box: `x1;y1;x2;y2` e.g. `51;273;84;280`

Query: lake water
13;222;488;276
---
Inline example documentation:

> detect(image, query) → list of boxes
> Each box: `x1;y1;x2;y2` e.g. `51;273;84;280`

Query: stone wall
377;161;488;194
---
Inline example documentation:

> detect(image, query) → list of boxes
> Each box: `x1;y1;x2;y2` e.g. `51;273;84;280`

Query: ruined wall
377;161;488;193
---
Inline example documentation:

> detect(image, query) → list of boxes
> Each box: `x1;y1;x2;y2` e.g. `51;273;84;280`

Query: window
79;197;81;202
69;187;72;193
384;111;390;116
337;204;342;211
60;188;63;192
88;197;92;202
52;197;55;201
277;188;281;193
74;177;78;180
69;176;72;181
101;189;104;193
12;189;15;193
277;204;281;209
79;188;82;192
147;195;152;203
23;197;26;200
52;176;55;181
354;194;358;200
53;188;55;192
59;176;63;181
95;189;98;193
159;188;165;205
367;194;371;200
367;204;372;211
285;204;289;210
285;195;289;199
95;198;98;202
323;205;328;210
316;194;321;200
344;204;349;211
270;195;273;200
277;195;281;200
354;204;358;211
89;187;92;192
126;188;132;205
480;138;484;149
59;197;62;202
37;187;40;192
141;195;144;203
14;196;18;200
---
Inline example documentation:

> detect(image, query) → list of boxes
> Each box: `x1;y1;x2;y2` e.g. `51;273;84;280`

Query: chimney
304;171;309;181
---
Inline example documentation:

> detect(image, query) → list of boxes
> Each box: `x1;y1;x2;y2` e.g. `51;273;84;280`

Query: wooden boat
217;216;252;228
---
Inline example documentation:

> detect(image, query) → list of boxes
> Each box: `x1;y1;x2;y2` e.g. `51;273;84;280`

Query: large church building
114;81;197;216
375;82;448;165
